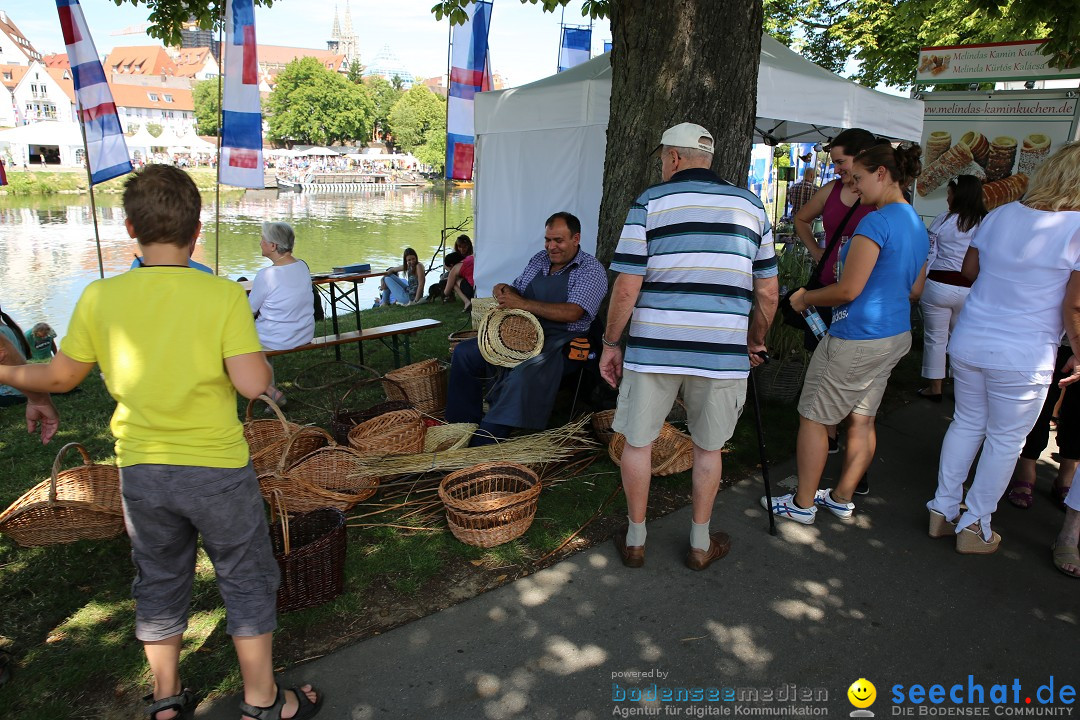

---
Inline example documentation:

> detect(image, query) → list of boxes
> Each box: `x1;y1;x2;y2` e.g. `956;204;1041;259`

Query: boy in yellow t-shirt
0;166;321;720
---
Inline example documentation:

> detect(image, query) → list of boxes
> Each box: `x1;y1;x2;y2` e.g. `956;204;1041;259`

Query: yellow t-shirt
61;267;264;468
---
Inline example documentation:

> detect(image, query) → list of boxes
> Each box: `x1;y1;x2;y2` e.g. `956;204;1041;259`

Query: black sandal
143;688;197;719
240;684;323;720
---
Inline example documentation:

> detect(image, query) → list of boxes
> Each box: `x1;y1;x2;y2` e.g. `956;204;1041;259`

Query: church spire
343;1;355;38
331;5;341;40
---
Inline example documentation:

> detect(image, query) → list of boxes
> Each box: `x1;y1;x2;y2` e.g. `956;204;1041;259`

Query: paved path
199;397;1080;719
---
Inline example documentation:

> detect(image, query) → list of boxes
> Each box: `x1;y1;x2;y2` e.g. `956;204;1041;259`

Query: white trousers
1067;468;1080;513
919;279;970;380
928;357;1051;539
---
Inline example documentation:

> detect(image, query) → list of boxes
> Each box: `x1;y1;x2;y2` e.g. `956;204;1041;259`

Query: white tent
0;121;88;166
296;146;340;157
171;133;217;153
473;34;925;294
126;125;157;150
151;126;186;149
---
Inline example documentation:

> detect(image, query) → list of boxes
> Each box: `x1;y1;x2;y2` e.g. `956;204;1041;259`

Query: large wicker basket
753;360;807;404
477;309;544;368
608;423;694;477
590;410;617;446
244;396;331;475
438;462;540;547
348;408;426;455
448;329;478;356
258;435;380;514
331;399;412;445
381;359;448;416
0;443;124;547
269;491;347;613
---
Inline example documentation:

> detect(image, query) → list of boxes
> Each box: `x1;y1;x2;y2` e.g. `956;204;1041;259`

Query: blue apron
483;268;579;429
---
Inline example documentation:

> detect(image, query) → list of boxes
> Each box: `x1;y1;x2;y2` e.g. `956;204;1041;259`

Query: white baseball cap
655;122;715;155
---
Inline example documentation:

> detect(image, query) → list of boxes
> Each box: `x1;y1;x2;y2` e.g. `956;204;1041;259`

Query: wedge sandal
1051;543;1080;578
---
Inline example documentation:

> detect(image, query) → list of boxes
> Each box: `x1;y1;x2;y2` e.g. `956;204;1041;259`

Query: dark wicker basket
269;492;347;613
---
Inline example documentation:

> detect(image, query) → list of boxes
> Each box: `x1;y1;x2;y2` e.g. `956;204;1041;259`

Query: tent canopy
0;121;85;147
472;35;925;294
296;146;340;156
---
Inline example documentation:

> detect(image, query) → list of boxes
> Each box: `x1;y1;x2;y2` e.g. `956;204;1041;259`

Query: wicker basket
269;491;347;613
0;443;123;547
348;408;426;455
244;396;331;475
381;359;448;416
423;423;478;453
608;423;694;477
469;297;498;329
438;462;541;547
753;360;807;404
590;410;617;446
448;329;478;356
477;309;545;368
259;435;380;514
331;400;412;445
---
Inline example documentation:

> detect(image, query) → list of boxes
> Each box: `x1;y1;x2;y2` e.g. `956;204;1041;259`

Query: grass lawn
0;291;925;719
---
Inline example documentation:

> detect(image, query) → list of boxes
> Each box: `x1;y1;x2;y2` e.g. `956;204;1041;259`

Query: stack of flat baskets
258;433;379;514
269;491;347;613
0;443;124;547
448;329;478;355
382;359;447;416
609;423;694;477
477;309;544;368
244;396;331;475
348;408;426;455
469;297;498;329
438;462;541;548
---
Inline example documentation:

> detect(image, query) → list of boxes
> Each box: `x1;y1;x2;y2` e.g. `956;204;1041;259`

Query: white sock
690;520;711;552
626;516;646;546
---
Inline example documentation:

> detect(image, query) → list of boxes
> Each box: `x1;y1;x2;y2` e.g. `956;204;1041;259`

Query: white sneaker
761;493;817;524
814;488;855;519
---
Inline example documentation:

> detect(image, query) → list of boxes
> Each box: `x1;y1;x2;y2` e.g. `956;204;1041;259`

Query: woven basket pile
0;443;124;547
608;423;694;477
381;359;447;416
244;395;331;475
269;491;347;613
590;410;617;446
258;433;379;514
448;329;478;356
423;423;478;453
348;408;426;455
438;462;541;547
477;309;544;368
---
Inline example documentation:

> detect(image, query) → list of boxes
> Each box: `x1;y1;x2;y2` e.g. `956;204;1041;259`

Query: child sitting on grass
0;165;321;720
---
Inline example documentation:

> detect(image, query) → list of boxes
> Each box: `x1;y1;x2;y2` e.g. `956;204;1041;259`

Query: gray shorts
120;463;279;642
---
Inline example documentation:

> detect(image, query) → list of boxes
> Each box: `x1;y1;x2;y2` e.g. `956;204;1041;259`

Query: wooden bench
265;318;443;367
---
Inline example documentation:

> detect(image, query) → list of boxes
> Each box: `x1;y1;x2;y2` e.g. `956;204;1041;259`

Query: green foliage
265;57;374;145
145;122;163;138
192;78;220;136
431;0;609;24
389;85;446;170
347;60;364;84
390;74;406;92
109;0;276;46
363;76;403;140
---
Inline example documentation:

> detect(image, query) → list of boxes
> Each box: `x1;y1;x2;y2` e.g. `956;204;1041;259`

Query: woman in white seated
249;221;315;403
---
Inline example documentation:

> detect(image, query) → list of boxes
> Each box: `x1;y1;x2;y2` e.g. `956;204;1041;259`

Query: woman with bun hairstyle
928;141;1080;555
917;174;987;401
763;140;929;526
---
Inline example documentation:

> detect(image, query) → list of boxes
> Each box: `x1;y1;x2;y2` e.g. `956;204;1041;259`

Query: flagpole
557;6;565;73
214;9;225;276
74;95;106;279
441;12;452;263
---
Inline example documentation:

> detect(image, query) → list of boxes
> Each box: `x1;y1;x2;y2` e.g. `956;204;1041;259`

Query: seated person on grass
0;165;321;720
443;251;475;311
445;211;607;445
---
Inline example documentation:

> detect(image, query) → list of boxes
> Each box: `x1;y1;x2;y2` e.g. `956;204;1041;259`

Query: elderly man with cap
446;211;608;445
600;122;779;570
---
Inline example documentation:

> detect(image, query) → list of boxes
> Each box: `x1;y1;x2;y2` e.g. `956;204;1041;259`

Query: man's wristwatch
601;336;621;348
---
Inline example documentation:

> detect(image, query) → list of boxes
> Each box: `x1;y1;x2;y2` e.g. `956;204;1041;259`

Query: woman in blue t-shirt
763;141;929;526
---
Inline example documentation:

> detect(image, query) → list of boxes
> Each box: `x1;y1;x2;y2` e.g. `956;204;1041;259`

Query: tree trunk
596;0;763;265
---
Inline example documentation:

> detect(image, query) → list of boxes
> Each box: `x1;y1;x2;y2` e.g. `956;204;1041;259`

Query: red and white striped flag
55;0;131;184
220;0;264;188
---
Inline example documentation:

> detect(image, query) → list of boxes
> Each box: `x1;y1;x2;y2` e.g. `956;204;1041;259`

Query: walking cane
748;352;777;535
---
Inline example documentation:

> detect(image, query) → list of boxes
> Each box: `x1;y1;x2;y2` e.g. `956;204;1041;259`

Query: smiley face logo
848;678;877;709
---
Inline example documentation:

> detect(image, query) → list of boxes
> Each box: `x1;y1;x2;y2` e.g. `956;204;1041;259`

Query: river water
0;187;474;338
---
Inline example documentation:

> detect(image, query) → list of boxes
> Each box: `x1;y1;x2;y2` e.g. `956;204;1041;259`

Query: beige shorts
798;332;911;425
612;369;746;451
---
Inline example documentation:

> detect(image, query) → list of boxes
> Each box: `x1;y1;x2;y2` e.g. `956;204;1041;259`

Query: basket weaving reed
348;408;426;455
259;434;380;513
470;297;498;329
438;462;541;547
0;443;123;547
423;423;478;453
448;329;478;355
590;410;617;446
244;395;331;475
608;423;694;477
477;309;545;368
381;359;447;416
269;491;347;613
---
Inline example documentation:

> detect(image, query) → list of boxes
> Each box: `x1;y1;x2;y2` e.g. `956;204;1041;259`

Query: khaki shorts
798;332;911;425
612;369;746;451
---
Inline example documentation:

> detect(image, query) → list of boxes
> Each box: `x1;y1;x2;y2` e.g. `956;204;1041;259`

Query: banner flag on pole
55;0;131;184
604;41;612;54
446;0;492;181
558;27;592;72
0;158;7;186
220;0;264;188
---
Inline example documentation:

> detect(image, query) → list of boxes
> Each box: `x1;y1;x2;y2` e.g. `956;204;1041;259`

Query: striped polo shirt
610;167;777;379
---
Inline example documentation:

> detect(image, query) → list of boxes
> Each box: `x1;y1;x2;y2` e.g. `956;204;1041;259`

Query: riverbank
0;167;240;196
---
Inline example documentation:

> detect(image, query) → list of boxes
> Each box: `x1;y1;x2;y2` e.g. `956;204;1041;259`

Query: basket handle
338;365;392;406
246;394;290;433
269;488;291;556
50;442;93;504
274;425;335;475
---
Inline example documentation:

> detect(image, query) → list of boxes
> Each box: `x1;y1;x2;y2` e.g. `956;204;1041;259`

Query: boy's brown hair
122;164;202;247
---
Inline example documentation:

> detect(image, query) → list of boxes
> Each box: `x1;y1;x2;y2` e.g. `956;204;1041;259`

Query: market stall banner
558;27;592;73
446;0;493;181
220;0;264;189
917;40;1080;85
912;91;1080;221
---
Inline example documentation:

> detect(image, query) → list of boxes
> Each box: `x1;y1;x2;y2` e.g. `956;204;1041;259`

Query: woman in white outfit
249;221;315;403
917;175;987;401
928;142;1080;554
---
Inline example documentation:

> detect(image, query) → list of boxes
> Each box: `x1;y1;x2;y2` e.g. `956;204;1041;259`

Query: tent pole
74;94;105;279
214;7;225;276
440;11;453;269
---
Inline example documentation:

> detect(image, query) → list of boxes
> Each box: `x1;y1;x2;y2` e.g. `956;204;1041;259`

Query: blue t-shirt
829;203;929;340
